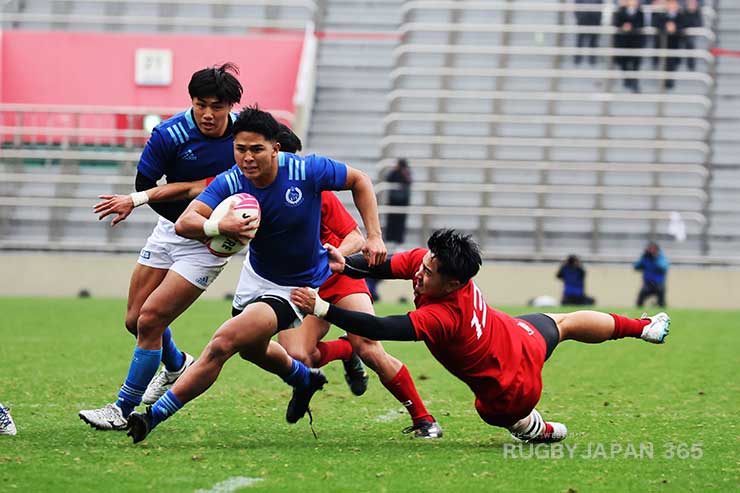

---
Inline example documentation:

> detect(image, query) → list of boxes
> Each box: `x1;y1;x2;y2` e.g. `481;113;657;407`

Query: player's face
413;251;456;299
234;131;279;186
192;96;232;138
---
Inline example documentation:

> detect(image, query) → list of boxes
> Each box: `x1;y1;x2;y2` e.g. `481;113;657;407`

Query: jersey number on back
470;283;487;339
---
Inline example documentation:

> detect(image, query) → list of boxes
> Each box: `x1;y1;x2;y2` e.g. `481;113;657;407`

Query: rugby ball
206;193;260;257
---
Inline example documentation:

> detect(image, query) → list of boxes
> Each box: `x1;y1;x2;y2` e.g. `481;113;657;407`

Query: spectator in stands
634;242;669;307
648;0;666;69
385;158;412;246
574;0;603;66
613;0;646;93
556;255;596;306
682;0;702;71
654;0;686;89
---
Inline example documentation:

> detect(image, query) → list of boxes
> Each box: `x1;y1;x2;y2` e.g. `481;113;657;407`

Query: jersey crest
285;186;304;207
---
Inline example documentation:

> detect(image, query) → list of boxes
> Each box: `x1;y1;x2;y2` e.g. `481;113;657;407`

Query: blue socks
116;347;162;417
150;389;184;429
161;327;186;372
282;359;310;388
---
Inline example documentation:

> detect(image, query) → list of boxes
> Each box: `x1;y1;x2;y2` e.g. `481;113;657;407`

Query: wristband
130;191;149;208
203;219;220;237
313;293;330;318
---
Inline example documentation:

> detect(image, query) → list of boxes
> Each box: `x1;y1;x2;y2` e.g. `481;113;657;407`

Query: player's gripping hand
324;243;347;274
291;287;330;318
215;201;259;245
363;235;387;267
94;194;135;226
291;287;317;315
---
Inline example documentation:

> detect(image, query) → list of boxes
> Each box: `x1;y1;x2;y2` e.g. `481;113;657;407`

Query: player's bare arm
336;227;365;257
94;179;208;226
175;199;256;244
342;166;386;266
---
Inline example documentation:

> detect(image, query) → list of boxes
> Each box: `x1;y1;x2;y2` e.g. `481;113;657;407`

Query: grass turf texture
1;298;738;492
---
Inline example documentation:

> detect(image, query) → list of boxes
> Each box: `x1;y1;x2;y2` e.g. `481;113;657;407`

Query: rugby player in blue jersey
96;126;441;439
79;64;245;430
125;106;386;443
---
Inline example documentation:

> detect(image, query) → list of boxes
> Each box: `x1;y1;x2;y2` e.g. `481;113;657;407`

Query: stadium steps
305;0;404;173
706;2;740;250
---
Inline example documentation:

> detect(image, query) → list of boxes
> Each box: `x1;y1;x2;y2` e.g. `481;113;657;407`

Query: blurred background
1;0;738;308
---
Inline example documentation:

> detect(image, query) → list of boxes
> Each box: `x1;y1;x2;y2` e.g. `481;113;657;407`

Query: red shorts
318;273;371;304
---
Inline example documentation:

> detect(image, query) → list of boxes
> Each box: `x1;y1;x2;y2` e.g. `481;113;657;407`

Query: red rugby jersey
391;248;547;404
320;191;357;247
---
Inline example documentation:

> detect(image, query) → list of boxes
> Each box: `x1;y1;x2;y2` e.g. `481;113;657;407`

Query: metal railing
0;103;295;150
391;66;714;87
400;23;715;43
400;1;716;19
383;112;710;134
394;44;715;66
375;157;709;178
1;0;317;31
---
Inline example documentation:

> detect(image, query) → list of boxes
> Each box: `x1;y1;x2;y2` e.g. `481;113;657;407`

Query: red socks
609;313;650;340
316;338;354;368
382;365;433;425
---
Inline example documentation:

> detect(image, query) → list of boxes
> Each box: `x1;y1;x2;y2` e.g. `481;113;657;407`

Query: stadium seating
369;0;736;262
1;0;739;265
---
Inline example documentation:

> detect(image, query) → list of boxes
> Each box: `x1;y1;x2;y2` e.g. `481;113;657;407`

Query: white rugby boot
640;312;671;344
0;403;17;436
79;403;128;431
142;352;195;404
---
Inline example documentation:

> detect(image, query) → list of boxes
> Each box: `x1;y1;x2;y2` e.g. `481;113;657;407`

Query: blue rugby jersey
197;152;349;287
137;108;237;183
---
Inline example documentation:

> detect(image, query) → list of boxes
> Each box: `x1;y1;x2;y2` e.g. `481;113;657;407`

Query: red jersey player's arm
336;252;395;279
322;305;417;341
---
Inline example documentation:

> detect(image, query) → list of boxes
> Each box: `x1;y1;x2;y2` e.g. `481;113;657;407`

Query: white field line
374;408;406;423
194;477;264;493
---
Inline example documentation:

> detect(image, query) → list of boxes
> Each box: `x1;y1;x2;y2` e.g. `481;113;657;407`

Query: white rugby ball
206;193;260;257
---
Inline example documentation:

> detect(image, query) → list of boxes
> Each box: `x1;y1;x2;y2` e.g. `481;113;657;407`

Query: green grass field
1;298;738;492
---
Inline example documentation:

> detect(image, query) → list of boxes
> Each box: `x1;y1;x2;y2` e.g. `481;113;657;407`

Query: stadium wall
1;253;738;309
1;30;303;109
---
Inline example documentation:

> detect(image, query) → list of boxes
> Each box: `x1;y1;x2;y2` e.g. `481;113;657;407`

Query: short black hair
277;123;302;153
188;62;243;105
232;105;280;141
427;229;481;285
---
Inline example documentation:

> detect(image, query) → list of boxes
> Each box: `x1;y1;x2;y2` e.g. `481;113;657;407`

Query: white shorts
138;217;228;290
232;257;304;330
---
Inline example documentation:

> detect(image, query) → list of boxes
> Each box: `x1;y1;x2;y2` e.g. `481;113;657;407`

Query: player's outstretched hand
324;243;346;273
291;287;317;314
218;201;259;244
93;194;135;226
363;235;387;267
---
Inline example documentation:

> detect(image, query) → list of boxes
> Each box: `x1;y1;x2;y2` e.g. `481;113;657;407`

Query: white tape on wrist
203;219;220;237
130;191;149;208
313;295;330;318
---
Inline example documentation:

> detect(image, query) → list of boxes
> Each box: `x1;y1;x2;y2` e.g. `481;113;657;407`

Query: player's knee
136;307;167;336
352;338;384;365
124;317;138;336
204;336;236;364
